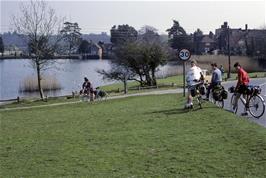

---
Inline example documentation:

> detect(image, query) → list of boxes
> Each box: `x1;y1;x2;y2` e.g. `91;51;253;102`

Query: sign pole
178;49;191;97
183;61;186;97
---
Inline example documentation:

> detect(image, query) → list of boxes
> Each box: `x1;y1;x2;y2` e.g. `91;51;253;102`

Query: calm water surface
0;59;114;100
0;59;181;100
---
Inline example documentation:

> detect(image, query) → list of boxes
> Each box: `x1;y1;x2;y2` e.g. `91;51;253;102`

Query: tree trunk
37;63;44;100
151;68;157;86
69;43;72;59
123;76;128;94
144;69;152;86
137;72;144;86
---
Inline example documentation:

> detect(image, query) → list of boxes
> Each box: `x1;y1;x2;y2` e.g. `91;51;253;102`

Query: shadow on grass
148;108;190;116
147;104;219;116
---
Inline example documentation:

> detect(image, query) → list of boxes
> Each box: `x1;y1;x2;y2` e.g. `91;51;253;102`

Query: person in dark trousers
206;63;222;100
80;77;94;101
233;62;250;116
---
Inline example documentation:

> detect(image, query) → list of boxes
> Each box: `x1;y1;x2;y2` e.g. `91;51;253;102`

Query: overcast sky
1;0;265;34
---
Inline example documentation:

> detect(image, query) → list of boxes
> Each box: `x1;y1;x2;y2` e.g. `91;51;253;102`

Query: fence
0;97;20;103
0;92;78;104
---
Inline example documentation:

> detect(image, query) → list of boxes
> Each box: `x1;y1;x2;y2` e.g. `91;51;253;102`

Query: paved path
1;78;265;127
222;78;266;128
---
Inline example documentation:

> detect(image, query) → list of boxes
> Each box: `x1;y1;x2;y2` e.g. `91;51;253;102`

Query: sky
0;0;265;35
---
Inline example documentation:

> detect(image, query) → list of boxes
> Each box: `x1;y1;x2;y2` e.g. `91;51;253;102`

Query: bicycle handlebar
187;81;205;88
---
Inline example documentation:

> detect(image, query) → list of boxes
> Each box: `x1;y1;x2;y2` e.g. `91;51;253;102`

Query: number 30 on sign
178;49;191;61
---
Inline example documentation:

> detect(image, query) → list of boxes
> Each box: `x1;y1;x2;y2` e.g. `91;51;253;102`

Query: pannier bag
212;85;224;101
191;88;197;97
199;85;206;95
221;89;228;99
247;85;261;95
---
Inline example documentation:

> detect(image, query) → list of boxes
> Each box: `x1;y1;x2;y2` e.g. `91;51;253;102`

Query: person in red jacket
233;62;250;115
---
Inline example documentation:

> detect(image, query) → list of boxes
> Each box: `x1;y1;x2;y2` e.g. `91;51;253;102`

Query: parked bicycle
229;85;265;118
205;83;228;108
94;87;108;101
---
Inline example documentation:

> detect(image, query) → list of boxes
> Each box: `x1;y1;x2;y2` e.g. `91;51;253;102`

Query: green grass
100;75;184;94
101;72;266;93
1;94;266;177
0;96;79;109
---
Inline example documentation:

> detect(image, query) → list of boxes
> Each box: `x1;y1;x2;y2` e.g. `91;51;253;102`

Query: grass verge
1;94;266;177
100;72;266;93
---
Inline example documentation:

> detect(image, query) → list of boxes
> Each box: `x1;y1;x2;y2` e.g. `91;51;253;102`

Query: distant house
80;40;102;59
244;29;266;56
215;22;266;56
98;41;113;59
200;35;215;54
193;32;215;54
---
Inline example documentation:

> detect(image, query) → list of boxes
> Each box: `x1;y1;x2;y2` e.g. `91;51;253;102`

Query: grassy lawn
0;96;79;109
100;75;184;93
100;72;266;93
1;94;266;177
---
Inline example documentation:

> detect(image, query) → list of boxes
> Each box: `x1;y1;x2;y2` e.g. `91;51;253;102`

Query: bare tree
13;0;63;99
97;65;136;94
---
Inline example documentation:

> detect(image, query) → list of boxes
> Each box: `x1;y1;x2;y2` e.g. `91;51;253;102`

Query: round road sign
178;49;191;61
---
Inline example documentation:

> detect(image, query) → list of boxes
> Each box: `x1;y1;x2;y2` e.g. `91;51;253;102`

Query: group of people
80;77;106;101
81;60;250;115
185;59;250;115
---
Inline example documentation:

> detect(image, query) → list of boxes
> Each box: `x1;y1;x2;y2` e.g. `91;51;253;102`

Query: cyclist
233;62;250;116
185;59;204;108
206;63;222;100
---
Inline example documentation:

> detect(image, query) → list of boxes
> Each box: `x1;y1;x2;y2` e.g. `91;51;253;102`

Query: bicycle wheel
215;99;224;108
197;95;203;109
248;94;265;118
211;93;224;108
230;94;238;114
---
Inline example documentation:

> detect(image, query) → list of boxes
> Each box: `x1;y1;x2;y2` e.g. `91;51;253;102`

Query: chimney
245;24;248;31
224;22;228;28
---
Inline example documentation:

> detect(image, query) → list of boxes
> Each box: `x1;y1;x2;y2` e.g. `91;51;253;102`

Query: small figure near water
80;77;94;101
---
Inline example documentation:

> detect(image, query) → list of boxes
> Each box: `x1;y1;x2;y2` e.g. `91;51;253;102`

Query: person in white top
185;59;204;108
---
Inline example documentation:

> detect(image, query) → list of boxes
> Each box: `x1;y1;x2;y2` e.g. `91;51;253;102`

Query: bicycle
205;83;227;108
94;88;108;101
187;81;205;109
229;86;265;118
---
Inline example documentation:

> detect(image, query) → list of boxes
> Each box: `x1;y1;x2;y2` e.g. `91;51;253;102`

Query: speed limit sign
178;49;191;61
178;49;191;97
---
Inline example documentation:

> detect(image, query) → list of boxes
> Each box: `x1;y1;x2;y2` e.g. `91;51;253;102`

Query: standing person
219;65;225;78
233;62;250;115
185;59;204;108
206;63;222;100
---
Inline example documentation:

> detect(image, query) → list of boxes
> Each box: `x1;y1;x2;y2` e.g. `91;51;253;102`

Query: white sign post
178;49;191;97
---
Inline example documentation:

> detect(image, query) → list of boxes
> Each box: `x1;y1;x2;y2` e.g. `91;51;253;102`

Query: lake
0;59;182;100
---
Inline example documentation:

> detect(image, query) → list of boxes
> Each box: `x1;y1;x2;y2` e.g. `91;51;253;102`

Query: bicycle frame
231;91;265;118
187;81;205;109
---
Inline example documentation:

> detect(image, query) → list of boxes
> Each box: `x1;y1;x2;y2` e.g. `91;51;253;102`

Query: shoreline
1;75;265;103
0;55;111;60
